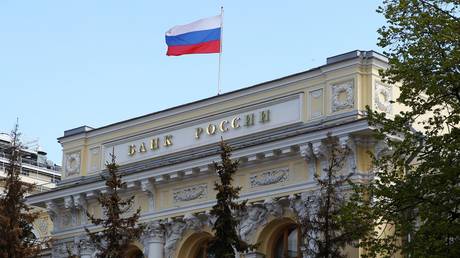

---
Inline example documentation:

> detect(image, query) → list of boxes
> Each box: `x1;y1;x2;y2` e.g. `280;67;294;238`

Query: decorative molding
141;179;155;211
339;135;357;174
374;82;392;113
52;241;75;258
65;151;81;177
164;219;187;258
36;217;49;234
143;220;164;242
78;235;95;256
332;80;354;112
263;197;283;217
173;184;208;203
45;201;59;222
73;194;88;225
300;143;317;175
64;196;73;209
240;205;268;241
249;167;289;188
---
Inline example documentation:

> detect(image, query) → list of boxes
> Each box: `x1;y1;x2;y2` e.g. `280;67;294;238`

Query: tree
300;135;372;258
358;1;460;257
0;123;41;258
85;151;144;258
208;140;253;258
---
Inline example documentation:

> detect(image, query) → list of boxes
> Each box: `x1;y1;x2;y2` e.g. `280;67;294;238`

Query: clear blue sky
0;1;385;164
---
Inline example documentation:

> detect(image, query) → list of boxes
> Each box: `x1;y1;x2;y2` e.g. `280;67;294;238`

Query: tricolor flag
165;15;222;56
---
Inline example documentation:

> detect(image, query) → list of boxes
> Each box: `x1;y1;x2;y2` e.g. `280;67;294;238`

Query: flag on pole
165;15;222;56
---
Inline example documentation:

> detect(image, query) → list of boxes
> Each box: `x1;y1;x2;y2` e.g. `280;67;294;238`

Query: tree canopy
360;1;460;257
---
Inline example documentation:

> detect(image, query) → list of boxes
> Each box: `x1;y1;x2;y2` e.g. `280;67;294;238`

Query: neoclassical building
27;50;395;258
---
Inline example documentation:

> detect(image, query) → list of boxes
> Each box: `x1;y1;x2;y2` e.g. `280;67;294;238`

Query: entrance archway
256;217;301;258
176;231;213;258
123;244;145;258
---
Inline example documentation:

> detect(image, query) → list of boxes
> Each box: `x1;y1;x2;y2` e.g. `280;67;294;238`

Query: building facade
27;50;396;258
0;133;61;248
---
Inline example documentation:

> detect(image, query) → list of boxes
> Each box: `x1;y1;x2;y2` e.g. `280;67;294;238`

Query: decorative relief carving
36;217;48;233
164;219;187;258
331;80;354;112
78;235;95;256
173;184;207;203
264;197;283;217
65;151;81;177
141;179;155;211
374;82;392;113
240;205;268;241
52;241;75;258
142;220;164;243
249;168;289;188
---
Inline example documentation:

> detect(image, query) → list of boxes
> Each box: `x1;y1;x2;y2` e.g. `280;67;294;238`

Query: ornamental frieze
249;167;289;188
331;80;354;112
172;184;208;203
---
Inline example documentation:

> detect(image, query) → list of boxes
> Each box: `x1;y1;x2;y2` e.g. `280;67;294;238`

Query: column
143;221;165;258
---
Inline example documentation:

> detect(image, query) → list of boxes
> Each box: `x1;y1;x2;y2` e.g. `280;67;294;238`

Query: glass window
195;242;215;258
273;226;301;258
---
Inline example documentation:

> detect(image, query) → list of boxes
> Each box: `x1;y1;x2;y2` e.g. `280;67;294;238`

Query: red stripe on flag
166;40;220;56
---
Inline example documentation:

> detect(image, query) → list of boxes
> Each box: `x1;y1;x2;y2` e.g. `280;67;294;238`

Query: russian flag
165;15;222;56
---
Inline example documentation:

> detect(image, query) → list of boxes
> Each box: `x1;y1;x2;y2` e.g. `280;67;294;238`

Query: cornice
27;117;370;206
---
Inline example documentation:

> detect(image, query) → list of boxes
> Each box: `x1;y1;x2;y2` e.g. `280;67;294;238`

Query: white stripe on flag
165;15;222;36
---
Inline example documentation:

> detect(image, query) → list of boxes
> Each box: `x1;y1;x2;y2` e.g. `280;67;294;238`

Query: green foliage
208;140;252;258
0;123;41;258
300;134;372;258
85;151;144;258
357;1;460;257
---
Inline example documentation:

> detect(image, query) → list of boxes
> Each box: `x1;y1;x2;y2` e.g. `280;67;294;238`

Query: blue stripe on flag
166;28;221;46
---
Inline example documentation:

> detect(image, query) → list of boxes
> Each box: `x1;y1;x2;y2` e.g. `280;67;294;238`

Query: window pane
287;228;298;258
274;232;285;258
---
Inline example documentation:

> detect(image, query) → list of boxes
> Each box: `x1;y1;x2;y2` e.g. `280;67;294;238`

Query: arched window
123;244;144;258
272;225;301;258
194;241;215;258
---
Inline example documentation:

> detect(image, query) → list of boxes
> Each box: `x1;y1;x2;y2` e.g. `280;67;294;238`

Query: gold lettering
164;135;173;147
207;124;217;135
219;120;229;132
128;144;136;156
244;113;255;127
195;127;204;139
260;109;270;123
150;138;160;150
231;117;240;129
139;142;147;153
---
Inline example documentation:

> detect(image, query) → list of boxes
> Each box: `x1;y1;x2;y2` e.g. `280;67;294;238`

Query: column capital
77;235;95;256
244;251;265;258
143;220;165;243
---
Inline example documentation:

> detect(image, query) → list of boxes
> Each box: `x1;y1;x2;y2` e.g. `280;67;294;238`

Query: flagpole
217;6;224;95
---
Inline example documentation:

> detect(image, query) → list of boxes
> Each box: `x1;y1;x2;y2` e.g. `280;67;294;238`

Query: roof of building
59;50;387;141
